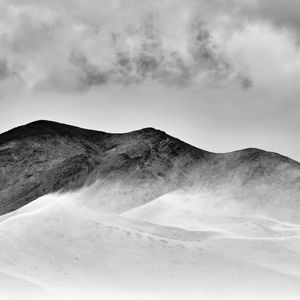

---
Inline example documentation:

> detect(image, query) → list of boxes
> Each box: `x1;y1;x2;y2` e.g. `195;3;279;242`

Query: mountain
1;120;300;300
0;120;206;215
0;120;300;222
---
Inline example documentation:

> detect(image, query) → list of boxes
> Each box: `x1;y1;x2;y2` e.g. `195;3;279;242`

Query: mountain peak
0;120;205;214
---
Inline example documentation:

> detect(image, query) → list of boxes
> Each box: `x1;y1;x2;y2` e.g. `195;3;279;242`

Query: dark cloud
70;19;239;86
1;0;299;94
0;60;11;81
68;17;247;88
0;0;251;91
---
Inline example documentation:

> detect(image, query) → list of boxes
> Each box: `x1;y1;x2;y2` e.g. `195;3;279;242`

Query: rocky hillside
0;120;208;215
0;120;300;220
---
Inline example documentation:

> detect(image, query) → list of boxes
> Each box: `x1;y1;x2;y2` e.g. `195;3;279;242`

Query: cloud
226;22;300;99
0;0;252;92
0;0;299;99
1;0;300;164
238;0;300;35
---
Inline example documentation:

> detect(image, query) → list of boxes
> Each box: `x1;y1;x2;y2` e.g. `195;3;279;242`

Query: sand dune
0;193;300;299
0;269;54;300
123;191;300;235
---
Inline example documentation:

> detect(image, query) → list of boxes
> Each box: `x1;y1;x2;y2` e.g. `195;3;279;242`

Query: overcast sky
0;0;300;160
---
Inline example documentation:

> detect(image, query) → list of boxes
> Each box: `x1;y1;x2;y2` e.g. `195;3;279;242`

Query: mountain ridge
0;120;300;221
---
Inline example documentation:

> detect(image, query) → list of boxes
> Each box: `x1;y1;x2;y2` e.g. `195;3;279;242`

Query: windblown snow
0;185;300;300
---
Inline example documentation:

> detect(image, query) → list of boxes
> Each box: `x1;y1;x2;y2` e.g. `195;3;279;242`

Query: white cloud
239;0;300;34
227;22;300;99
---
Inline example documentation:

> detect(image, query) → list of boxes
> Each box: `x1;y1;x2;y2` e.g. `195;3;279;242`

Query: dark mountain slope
0;120;208;215
0;120;300;221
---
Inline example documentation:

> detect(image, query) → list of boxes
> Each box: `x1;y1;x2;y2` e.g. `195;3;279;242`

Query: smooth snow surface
0;191;300;300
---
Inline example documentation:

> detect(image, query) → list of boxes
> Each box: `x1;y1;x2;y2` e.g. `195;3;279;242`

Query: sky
0;0;300;160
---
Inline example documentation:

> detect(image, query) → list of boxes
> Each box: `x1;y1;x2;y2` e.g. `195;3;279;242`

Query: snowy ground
0;190;300;300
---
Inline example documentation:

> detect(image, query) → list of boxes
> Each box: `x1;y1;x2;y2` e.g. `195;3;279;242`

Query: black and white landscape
0;121;300;299
1;0;300;299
